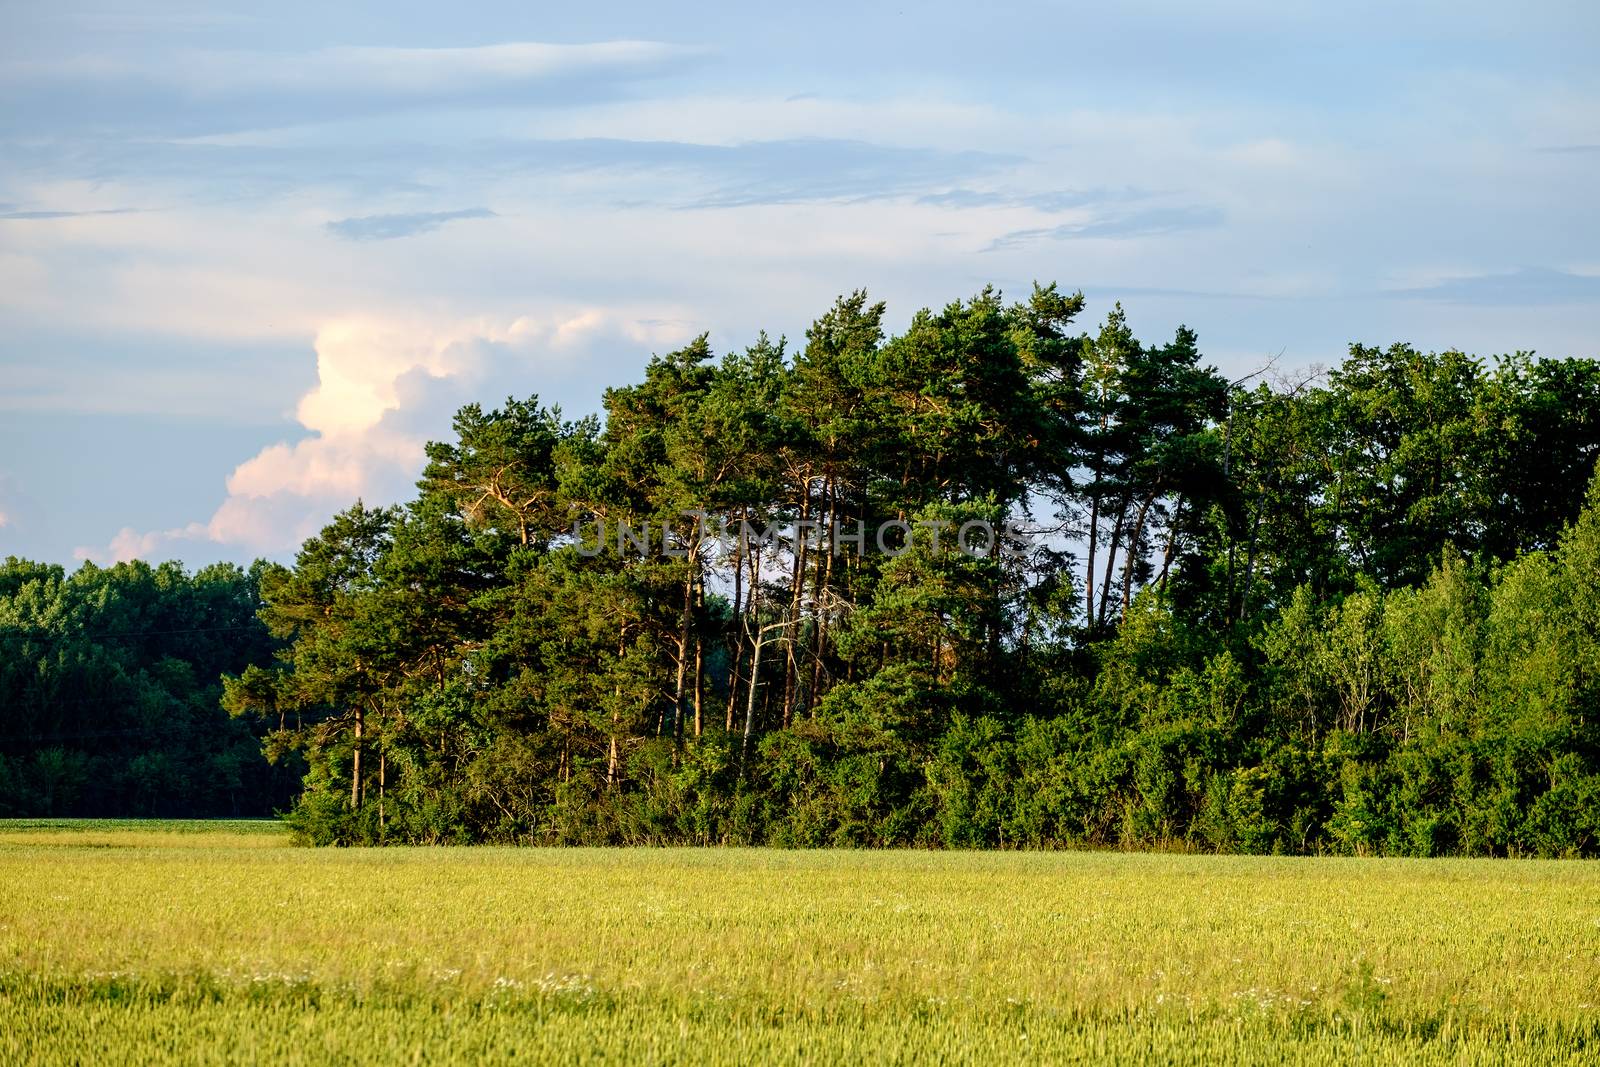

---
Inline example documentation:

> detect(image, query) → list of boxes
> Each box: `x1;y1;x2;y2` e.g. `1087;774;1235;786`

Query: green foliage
10;286;1600;854
0;557;290;817
228;300;1600;855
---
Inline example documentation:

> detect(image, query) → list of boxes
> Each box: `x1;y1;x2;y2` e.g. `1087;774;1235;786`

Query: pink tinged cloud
78;309;679;564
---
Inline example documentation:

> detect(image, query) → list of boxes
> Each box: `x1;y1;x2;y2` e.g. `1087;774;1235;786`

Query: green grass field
2;821;1597;1064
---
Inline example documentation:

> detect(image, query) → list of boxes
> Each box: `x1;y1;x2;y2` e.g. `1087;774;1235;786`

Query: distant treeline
0;559;295;817
5;284;1599;853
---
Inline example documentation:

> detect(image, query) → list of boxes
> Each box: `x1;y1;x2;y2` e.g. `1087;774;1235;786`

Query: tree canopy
5;284;1600;855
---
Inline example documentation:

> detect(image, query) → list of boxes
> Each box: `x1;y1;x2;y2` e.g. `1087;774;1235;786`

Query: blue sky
1;1;1597;565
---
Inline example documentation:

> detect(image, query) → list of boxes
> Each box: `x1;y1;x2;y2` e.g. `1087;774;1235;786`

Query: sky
1;1;1597;567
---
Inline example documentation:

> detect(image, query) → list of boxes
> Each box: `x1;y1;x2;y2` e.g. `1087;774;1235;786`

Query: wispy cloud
1387;266;1600;306
649;139;1020;209
0;207;140;220
4;137;1019;212
326;208;496;241
986;205;1224;251
0;40;706;136
8;5;1600;565
916;188;1147;212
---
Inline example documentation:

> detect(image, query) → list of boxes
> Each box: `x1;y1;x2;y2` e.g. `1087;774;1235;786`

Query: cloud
0;470;20;537
85;522;209;566
986;205;1225;251
1387;267;1600;306
326;208;496;241
916;188;1146;212
672;139;1020;208
0;40;704;136
166;41;698;98
4;135;1019;216
0;208;140;220
78;309;693;562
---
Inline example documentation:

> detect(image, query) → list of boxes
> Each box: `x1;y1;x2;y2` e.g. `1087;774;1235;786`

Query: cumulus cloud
326;208;496;241
0;473;18;536
78;309;691;563
88;522;209;566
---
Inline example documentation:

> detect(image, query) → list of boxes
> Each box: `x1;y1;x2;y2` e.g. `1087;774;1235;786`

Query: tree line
0;558;294;816
4;283;1599;852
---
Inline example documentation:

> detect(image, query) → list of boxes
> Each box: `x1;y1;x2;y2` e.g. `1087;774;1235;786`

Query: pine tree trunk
808;474;836;715
1121;492;1157;619
672;566;692;746
725;507;746;732
1097;499;1128;629
1084;488;1101;628
783;477;812;728
740;635;765;778
350;706;363;810
608;627;626;788
692;573;704;738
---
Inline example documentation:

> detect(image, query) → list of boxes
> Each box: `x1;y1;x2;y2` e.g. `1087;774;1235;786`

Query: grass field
2;821;1597;1064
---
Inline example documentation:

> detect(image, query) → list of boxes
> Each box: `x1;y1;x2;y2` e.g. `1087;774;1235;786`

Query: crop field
2;822;1597;1064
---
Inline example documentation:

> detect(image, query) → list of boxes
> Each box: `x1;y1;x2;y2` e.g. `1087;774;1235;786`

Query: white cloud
7;40;701;100
519;93;1024;152
83;523;210;566
76;308;693;563
257;42;692;94
0;471;18;538
12;17;1600;570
